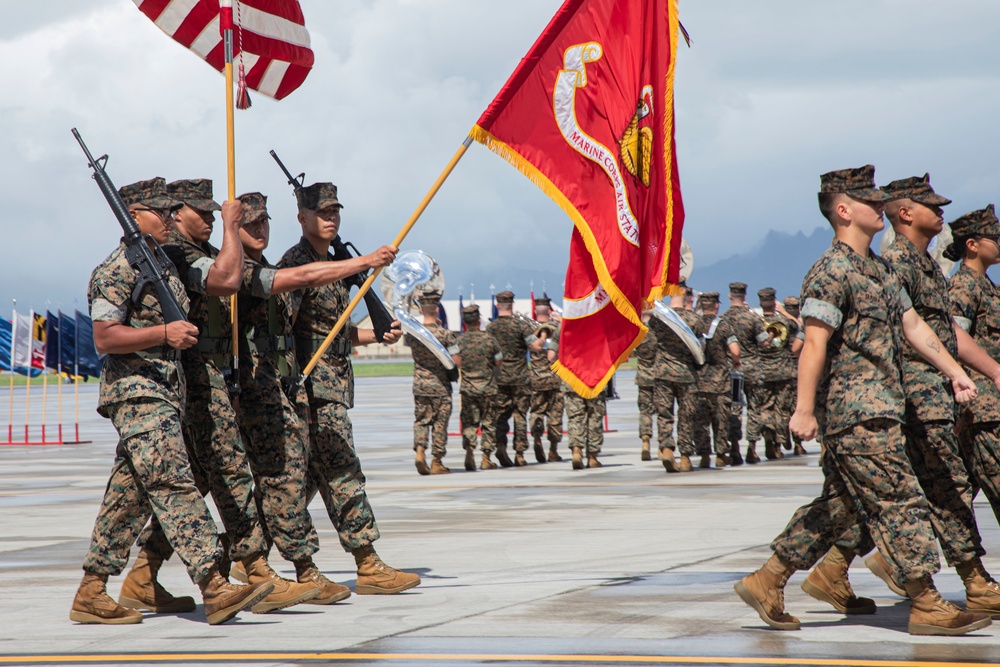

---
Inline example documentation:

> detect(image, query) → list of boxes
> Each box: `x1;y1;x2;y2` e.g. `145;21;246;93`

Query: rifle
72;128;187;324
269;150;395;342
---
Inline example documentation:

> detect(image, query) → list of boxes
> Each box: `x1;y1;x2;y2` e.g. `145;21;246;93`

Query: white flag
11;309;31;369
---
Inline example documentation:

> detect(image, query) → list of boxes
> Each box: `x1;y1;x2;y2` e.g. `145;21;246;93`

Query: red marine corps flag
472;0;685;397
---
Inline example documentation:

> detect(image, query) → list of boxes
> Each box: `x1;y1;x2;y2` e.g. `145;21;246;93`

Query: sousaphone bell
379;250;455;369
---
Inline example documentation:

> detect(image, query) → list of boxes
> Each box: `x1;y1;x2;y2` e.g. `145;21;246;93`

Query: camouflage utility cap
535;296;551;307
495;290;514;303
167;179;222;212
119;177;182;210
462;304;481;323
417;289;442;306
698;291;720;304
296;182;341;211
819;164;890;202
783;295;800;308
950;204;1000;238
728;282;747;296
757;287;776;300
880;173;951;207
237;192;269;223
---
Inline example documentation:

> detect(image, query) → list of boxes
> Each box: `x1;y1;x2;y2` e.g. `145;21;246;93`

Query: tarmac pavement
2;371;1000;666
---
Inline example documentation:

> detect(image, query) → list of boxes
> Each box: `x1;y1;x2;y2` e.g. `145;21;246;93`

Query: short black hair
818;192;842;223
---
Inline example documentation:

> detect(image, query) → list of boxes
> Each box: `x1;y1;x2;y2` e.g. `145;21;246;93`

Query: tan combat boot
496;446;515;468
733;554;800;630
640;436;652;461
240;554;320;613
586;453;602;468
957;558;1000;616
70;571;143;625
905;576;992;636
481;452;498;470
864;550;907;597
729;441;744;466
745;443;761;464
353;545;421;595
715;453;730;468
793;442;808;456
430;457;451;475
678;454;693;472
660;446;679;473
801;546;876;614
571;446;585;470
514;451;528;466
294;557;351;605
548;444;563;462
118;549;196;613
414;445;430;476
464;448;477;471
533;437;547;463
698;454;712;469
198;566;273;625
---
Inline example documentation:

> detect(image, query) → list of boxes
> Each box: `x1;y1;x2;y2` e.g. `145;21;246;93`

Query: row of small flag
0;308;102;380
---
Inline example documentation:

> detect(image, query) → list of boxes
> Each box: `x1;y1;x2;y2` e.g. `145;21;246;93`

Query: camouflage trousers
728;402;744;446
495;383;531;452
837;419;984;571
461;392;497;452
755;379;794;447
140;363;267;563
653;380;696;456
743;381;763;443
565;391;605;454
957;419;1000;529
238;380;319;563
529;386;564;445
83;399;220;583
637;384;655;440
413;394;453;458
693;392;731;457
306;399;380;553
771;418;939;582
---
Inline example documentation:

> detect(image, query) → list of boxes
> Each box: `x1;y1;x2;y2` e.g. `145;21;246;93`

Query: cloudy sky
2;0;999;316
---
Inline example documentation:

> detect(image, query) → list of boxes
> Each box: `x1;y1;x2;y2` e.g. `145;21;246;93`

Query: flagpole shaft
222;14;240;383
41;372;48;443
300;135;474;380
6;372;13;444
24;371;31;443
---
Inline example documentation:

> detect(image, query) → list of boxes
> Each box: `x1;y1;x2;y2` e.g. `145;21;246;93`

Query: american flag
133;0;314;101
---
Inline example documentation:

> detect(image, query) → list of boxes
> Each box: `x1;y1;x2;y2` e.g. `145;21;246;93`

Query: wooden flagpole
300;135;474;380
8;300;15;443
23;309;32;443
57;310;64;443
221;0;240;385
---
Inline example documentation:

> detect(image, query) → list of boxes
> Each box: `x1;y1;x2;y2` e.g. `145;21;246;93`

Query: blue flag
59;312;77;375
0;318;11;372
45;310;60;372
491;294;498;322
74;310;104;381
458;293;465;332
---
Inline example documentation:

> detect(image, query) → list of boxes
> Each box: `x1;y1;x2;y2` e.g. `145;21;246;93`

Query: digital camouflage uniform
278;236;380;553
770;236;940;583
693;307;734;459
458;318;502;453
564;384;606;454
486;308;538;454
833;214;984;570
529;319;563;446
407;321;459;458
85;222;221;584
949;204;1000;527
236;219;320;563
756;304;799;452
782;296;806;449
648;308;707;456
634;324;658;442
720;300;768;445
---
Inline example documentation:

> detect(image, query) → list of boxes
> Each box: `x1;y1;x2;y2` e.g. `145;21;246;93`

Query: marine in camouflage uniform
457;304;503;469
648;293;707;473
564;382;607;469
692;292;734;467
949;204;1000;528
827;177;1000;616
528;296;564;463
755;287;800;460
634;314;658;460
486;290;544;467
405;289;460;474
736;166;988;637
74;178;264;626
279;181;419;595
720;282;768;463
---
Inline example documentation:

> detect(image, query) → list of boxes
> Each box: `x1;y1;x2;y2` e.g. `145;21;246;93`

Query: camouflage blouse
883;233;957;422
485;316;537;386
649;307;706;384
237;254;296;387
88;242;190;417
756;312;799;382
457;329;502;396
529;319;561;391
697;313;734;394
949;262;1000;423
800;240;909;435
278;238;354;408
634;324;658;388
407;322;459;398
719;304;767;382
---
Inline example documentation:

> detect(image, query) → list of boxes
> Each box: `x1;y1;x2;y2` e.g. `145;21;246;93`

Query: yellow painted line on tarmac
375;481;820;491
0;653;994;666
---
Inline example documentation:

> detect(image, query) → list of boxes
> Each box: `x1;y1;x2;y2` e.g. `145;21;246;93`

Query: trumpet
514;312;557;338
765;320;789;348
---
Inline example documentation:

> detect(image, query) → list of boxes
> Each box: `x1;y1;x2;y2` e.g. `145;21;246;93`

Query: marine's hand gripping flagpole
221;0;240;388
299;136;474;381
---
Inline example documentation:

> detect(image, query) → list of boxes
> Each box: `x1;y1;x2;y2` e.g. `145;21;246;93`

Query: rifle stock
72;128;187;324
